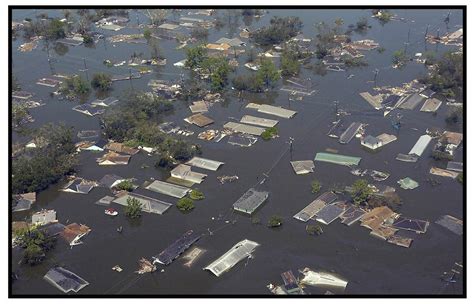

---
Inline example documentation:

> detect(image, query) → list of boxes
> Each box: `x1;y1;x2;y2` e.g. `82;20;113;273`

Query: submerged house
12;192;36;212
97;151;131;165
44;267;89;293
60;223;91;246
361;135;382;150
60;178;96;194
105;142;140;155
31;209;57;226
294;192;338;222
233;188;269;215
145;180;191;198
204;239;259;277
171;164;207;184
113;192;172;215
408;135;432;157
152;230;201;265
290;160;315;175
186;157;224;171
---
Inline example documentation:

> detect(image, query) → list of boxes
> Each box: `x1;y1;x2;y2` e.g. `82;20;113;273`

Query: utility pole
373;69;379;88
82;58;89;81
425;24;430;38
288;137;294;160
129;68;134;90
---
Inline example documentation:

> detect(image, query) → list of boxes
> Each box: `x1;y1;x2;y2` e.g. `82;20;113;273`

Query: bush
143;28;152;40
252;16;303;45
350;179;373;206
311;180;321;194
267;215;283;228
189;189;205;200
306;224;323;235
125;197;142;219
91;73;112;91
115;180;134;191
261;127;278;140
457;172;463;184
177;197;195;212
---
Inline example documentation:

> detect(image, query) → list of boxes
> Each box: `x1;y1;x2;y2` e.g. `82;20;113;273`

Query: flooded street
11;8;464;295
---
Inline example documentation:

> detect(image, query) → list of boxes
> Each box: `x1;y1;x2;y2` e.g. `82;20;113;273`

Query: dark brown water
11;8;464;295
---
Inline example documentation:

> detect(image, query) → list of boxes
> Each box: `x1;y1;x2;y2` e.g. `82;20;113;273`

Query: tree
256;58;280;88
311;180;321;194
189;189;205;200
145;9;168;26
280;49;300;76
15;226;56;266
60;75;90;98
422;51;463;97
457;172;463;184
350;179;373;205
177;197;195;212
306;224;323;235
143;28;152;40
91;73;112;91
44;19;66;40
261;126;278;140
252;16;303;45
191;27;208;41
115;180;134;191
267;215;283;228
185;45;206;70
392;49;408;66
355;16;369;32
125;197;142;219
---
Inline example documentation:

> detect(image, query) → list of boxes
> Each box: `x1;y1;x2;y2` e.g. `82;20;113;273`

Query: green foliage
457;172;463;184
143;28;152;40
376;47;386;53
422;51;463;97
115;180;134;191
306;224;323;235
91;73;112;91
16;227;56;266
189;189;205;200
12;104;30;128
343;56;369;68
200;56;231;92
232;74;264;92
350;179;373;205
125;197;142;219
59;75;90;99
45;19;66;40
392;49;409;66
177;197;195;212
261;126;278;140
191;27;209;41
256;58;280;88
375;10;393;25
280;49;301;76
12;75;21;91
82;34;94;45
445;107;463;125
12;123;77;194
252;16;303;45
311;179;321;194
355;16;370;31
185;45;206;70
267;215;283;228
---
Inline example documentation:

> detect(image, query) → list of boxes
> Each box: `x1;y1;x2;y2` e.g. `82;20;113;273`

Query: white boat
105;208;118;216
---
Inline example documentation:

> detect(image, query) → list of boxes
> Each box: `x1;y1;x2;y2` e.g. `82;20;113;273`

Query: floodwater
11;8;464;295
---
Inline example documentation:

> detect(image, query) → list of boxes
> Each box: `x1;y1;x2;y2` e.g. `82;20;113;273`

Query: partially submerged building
185;113;214;127
391;217;429;234
399;93;425;110
97;151;131;165
408;134;432;157
145;180;191;198
398;177;419;190
224;122;265;136
314;203;346;225
31;210;57;226
436;215;463;236
420;98;442;112
105;142;139;155
447;161;463;172
233;188;269;215
339;206;366;226
91;96;118;107
171;164;207;184
246;103;297;119
339;122;363;144
299;267;348;290
12;192;36;212
99;174;126;188
60;178;96;194
314;152;361;166
60;223;91;246
429;167;459;179
43;267;89;293
113;192;172;215
204;239;260;277
152;230;201;265
361;135;382;150
293;192;338;222
72;104;105;116
186;157;224;171
240;115;279;128
290;160;315;175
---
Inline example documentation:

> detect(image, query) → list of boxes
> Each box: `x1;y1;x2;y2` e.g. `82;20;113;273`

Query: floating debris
217;175;239;184
136;258;156;274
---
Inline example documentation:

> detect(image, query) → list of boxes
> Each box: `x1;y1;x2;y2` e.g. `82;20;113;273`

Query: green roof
314;152;361;166
397;177;419;190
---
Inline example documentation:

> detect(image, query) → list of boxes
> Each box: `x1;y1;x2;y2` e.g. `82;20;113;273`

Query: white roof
408;134;432;157
240;115;278;128
186;157;224;171
224;122;265;136
246;103;297;119
204;239;259;277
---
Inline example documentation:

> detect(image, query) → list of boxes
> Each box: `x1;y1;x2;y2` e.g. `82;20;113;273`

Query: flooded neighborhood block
153;230;201;265
186;157;224;171
233;188;269;215
145;180;191;198
436;215;463;236
204;239;260;277
43;267;89;293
